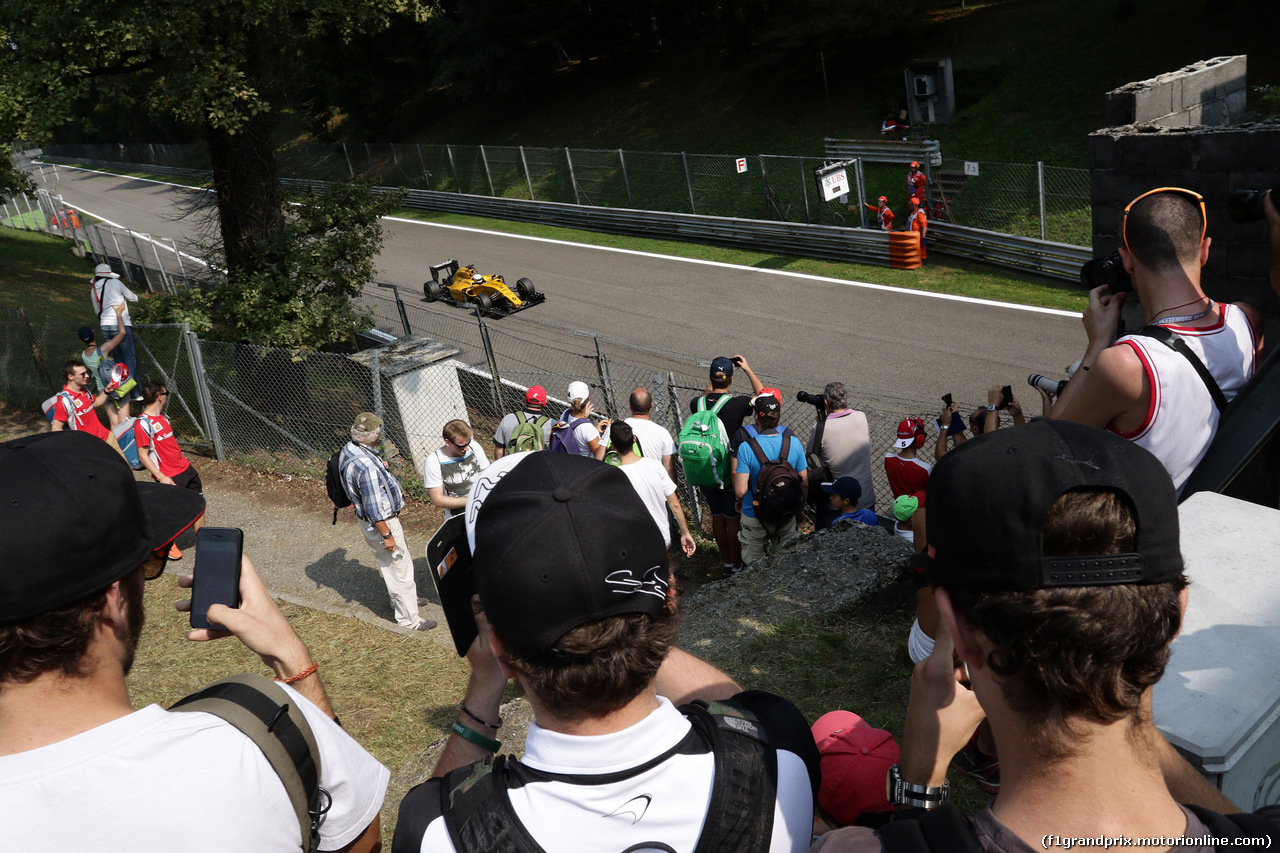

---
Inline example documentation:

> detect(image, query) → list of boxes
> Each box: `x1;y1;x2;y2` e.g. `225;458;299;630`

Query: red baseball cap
525;385;547;405
894;417;926;450
812;711;899;825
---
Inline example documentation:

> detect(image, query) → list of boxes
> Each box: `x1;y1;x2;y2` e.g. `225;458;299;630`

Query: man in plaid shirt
340;412;436;631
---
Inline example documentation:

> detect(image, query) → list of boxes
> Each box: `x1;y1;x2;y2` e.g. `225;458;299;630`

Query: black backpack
325;448;352;525
745;430;805;524
435;698;777;853
876;801;1278;853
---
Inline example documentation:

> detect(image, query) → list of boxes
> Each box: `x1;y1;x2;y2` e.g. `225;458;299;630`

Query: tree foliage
140;182;404;350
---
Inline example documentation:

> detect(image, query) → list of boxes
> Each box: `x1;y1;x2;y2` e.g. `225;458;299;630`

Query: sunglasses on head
1122;187;1206;256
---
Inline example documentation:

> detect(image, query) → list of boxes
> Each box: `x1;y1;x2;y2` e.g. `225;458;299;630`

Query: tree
141;182;404;350
0;0;419;275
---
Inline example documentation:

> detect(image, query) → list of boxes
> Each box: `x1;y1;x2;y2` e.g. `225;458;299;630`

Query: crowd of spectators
6;186;1280;850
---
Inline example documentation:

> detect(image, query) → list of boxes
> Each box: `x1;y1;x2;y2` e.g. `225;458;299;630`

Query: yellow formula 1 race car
423;259;545;317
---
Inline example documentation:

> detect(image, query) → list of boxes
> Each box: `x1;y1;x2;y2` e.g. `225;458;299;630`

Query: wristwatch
887;764;949;809
986;404;998;411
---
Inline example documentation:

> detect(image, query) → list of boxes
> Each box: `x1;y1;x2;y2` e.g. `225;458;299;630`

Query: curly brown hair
944;489;1187;760
0;567;146;689
499;602;682;722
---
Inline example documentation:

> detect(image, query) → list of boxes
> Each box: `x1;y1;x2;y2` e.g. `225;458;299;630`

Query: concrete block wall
1105;56;1247;129
1088;120;1280;328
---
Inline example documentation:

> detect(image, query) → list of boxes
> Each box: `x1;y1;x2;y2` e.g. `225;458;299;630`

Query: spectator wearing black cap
77;317;129;429
394;453;820;853
339;412;435;631
811;421;1280;852
732;392;808;565
0;431;388;851
821;477;878;528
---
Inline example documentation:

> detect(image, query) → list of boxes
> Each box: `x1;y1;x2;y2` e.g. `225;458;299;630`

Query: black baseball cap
468;452;670;665
0;432;206;621
77;325;96;343
710;356;735;383
912;420;1183;590
821;476;863;503
753;393;780;416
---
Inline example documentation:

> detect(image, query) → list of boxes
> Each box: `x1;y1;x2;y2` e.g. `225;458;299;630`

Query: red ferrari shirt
134;413;191;478
53;386;110;440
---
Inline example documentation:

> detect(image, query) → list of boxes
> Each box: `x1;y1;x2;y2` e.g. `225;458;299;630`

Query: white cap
93;263;120;278
567;381;590;403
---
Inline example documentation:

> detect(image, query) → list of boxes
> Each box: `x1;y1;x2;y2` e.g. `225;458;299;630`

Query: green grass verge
0;228;98;323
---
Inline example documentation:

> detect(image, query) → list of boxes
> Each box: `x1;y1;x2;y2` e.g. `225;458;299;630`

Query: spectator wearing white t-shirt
563;380;607;461
624;387;676;479
422;419;490;519
610;422;695;556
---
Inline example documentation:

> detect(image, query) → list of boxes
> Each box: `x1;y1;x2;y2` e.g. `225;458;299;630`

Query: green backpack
507;412;550;453
678;395;732;487
603;439;643;467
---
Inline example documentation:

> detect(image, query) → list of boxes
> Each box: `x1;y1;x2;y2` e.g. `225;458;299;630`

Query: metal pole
666;371;700;530
416;144;429;188
758;156;772;219
127;232;150;290
342;143;354;178
619;150;633;208
592;336;619;419
89;226;110;265
148;238;173;292
479;145;496;196
565;148;581;206
682;152;696;214
377;283;412;336
133;329;206;441
520;146;536;201
371;348;383;423
446;145;461;192
800;158;812;226
1037;160;1047;242
855;159;868;229
169;238;190;285
474;306;505;417
109;231;135;284
20;194;36;230
185;330;225;461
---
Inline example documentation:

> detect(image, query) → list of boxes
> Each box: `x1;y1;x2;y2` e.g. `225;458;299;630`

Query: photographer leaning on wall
1050;187;1280;493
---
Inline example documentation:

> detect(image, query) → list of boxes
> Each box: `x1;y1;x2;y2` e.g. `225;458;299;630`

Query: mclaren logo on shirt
603;793;652;824
605;566;668;599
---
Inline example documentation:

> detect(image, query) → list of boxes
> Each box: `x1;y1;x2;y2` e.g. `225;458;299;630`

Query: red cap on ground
812;711;899;826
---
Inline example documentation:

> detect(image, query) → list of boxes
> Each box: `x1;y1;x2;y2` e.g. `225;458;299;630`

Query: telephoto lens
1227;187;1280;224
1079;251;1133;293
1028;374;1067;396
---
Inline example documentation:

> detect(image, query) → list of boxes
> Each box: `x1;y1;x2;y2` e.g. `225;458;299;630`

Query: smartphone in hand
1000;385;1013;410
941;393;953;407
191;527;243;630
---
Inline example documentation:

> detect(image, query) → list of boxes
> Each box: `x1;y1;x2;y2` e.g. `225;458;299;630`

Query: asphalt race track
37;165;1086;413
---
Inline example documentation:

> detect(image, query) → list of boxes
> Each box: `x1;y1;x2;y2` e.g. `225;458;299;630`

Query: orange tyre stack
889;231;922;270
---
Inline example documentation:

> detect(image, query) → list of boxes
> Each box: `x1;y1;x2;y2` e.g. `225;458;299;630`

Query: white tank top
1113;303;1256;492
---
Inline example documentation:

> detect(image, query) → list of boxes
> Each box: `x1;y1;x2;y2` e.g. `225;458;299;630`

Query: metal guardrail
824;138;944;166
930;221;1091;281
44;157;1091;282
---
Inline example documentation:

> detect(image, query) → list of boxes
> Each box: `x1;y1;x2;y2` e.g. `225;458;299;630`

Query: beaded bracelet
275;662;319;684
452;721;500;753
461;700;502;730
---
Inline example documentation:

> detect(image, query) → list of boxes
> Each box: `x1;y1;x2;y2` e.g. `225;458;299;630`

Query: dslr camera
1080;251;1133;293
796;391;828;415
1228;187;1280;223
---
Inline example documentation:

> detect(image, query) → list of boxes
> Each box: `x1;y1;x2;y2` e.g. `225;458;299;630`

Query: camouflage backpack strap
440;754;547;853
682;698;776;853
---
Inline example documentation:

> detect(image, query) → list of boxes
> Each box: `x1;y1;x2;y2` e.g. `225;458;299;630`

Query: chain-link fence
41;141;1090;246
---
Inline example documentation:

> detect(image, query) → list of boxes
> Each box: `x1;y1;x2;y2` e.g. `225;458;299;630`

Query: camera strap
1135;325;1228;413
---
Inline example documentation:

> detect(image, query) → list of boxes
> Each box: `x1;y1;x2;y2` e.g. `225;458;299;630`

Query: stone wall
1105;56;1247;129
1087;120;1280;315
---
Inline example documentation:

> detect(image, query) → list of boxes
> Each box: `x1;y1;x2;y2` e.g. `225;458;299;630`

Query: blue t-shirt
832;508;879;528
735;427;807;519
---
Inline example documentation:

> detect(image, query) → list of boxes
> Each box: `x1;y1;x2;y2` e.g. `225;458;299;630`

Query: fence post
666;372;700;530
377;283;412;336
618;150;634;208
185;330;225;461
758;156;773;219
565;148;581;206
342;143;354;178
128;232;150;289
168;238;190;285
520;146;536;201
682;152;696;214
108;231;135;284
371;348;383;422
132;328;207;442
20;194;36;230
1037;160;1047;242
416;143;430;189
478;145;496;196
473;306;505;416
591;336;619;418
148;238;173;292
855;159;868;229
446;145;461;192
799;158;811;225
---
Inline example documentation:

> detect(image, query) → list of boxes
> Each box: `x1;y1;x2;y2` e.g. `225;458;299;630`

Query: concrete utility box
1153;491;1280;809
348;335;463;472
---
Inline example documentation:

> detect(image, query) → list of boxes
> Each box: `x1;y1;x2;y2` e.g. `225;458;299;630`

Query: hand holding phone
941;393;953;407
1000;385;1013;410
190;527;243;630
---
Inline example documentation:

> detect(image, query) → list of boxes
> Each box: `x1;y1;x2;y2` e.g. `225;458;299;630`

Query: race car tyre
424;280;445;302
475;293;495;313
516;277;536;300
